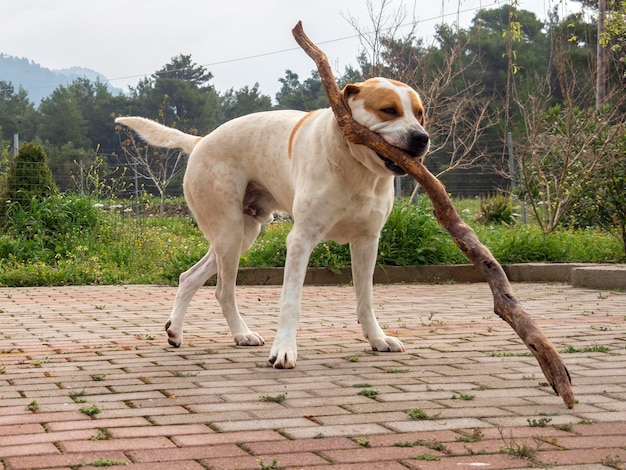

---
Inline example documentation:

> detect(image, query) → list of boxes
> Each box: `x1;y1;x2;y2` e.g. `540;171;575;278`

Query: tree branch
292;21;575;408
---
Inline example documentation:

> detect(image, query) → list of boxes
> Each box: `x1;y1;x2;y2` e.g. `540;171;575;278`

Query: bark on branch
292;21;575;408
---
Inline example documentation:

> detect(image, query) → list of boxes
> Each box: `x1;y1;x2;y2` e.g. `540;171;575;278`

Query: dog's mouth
376;130;429;175
376;150;418;176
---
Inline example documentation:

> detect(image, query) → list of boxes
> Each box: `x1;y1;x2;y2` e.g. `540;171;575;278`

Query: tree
548;11;598;107
38;84;90;148
344;0;415;77
567;125;626;258
347;3;501;199
274;70;329;110
573;0;626;76
406;25;500;181
0;80;38;143
219;83;272;122
603;0;626;50
116;123;188;216
129;54;221;133
466;6;549;95
65;78;129;154
512;11;626;232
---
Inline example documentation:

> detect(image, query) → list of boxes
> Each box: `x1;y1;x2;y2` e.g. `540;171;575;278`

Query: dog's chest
323;195;392;244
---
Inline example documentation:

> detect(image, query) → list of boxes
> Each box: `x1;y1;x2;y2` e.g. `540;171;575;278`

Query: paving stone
106;423;213;439
58;436;176;453
3;451;129;470
0;442;59;459
170;429;286;447
126;444;248;462
0;429;95;446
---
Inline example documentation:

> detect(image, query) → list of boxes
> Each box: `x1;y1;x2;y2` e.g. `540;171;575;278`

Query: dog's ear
341;83;361;114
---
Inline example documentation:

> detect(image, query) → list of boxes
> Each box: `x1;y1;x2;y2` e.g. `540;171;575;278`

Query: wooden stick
292;21;575;408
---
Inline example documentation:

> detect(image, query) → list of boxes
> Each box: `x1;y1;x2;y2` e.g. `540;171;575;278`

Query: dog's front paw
268;339;297;369
165;320;182;348
234;331;265;346
369;335;405;353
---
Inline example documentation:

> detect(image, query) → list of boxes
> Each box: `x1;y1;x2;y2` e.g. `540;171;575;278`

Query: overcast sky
1;0;578;98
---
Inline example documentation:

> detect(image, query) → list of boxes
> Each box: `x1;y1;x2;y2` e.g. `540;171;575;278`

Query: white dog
115;77;429;369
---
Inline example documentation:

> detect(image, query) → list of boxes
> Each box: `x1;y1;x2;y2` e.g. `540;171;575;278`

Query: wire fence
1;158;523;274
4;158;513;218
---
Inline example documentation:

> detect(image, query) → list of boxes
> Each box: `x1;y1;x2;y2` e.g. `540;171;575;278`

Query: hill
0;53;122;106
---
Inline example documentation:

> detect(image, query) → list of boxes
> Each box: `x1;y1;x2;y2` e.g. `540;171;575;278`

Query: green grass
407;408;439;420
0;195;207;286
85;458;129;467
79;404;101;417
561;344;611;354
26;400;39;412
0;195;622;287
260;393;287;403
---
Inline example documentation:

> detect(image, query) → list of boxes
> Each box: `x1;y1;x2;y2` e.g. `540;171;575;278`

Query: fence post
507;132;515;191
133;161;140;216
79;159;84;195
507;132;526;224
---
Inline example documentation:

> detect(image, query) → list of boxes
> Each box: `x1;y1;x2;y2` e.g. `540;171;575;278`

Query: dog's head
342;78;429;176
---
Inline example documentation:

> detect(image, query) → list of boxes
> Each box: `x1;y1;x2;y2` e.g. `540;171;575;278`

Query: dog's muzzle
377;130;430;176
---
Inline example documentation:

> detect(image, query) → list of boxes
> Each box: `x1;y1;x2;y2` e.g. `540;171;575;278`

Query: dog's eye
381;107;398;116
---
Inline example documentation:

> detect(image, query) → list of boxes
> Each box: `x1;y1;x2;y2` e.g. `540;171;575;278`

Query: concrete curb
213;263;626;290
571;264;626;290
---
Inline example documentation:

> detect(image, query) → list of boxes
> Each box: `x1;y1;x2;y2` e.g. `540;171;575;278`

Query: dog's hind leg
166;216;265;348
165;249;217;347
350;235;405;353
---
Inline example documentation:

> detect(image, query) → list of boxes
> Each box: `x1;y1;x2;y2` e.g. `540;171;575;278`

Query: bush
474;193;517;225
0;143;58;224
1;195;103;263
564;128;626;260
378;201;461;265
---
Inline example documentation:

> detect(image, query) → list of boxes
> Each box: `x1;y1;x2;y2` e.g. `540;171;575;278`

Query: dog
115;77;429;369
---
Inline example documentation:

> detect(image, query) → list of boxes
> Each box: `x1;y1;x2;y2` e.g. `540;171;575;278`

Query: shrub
474;193;517;225
0;143;58;224
597;160;626;259
565;129;626;260
378;201;460;265
1;195;103;263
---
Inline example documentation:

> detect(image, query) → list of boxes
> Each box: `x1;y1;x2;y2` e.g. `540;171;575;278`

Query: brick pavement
0;282;625;469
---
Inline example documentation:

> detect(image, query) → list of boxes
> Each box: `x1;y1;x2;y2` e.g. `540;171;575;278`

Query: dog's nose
407;130;429;156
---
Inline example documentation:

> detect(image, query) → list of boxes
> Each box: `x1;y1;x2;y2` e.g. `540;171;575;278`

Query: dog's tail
115;116;201;154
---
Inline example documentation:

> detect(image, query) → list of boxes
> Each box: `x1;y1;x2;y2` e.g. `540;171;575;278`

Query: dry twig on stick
292;21;574;408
